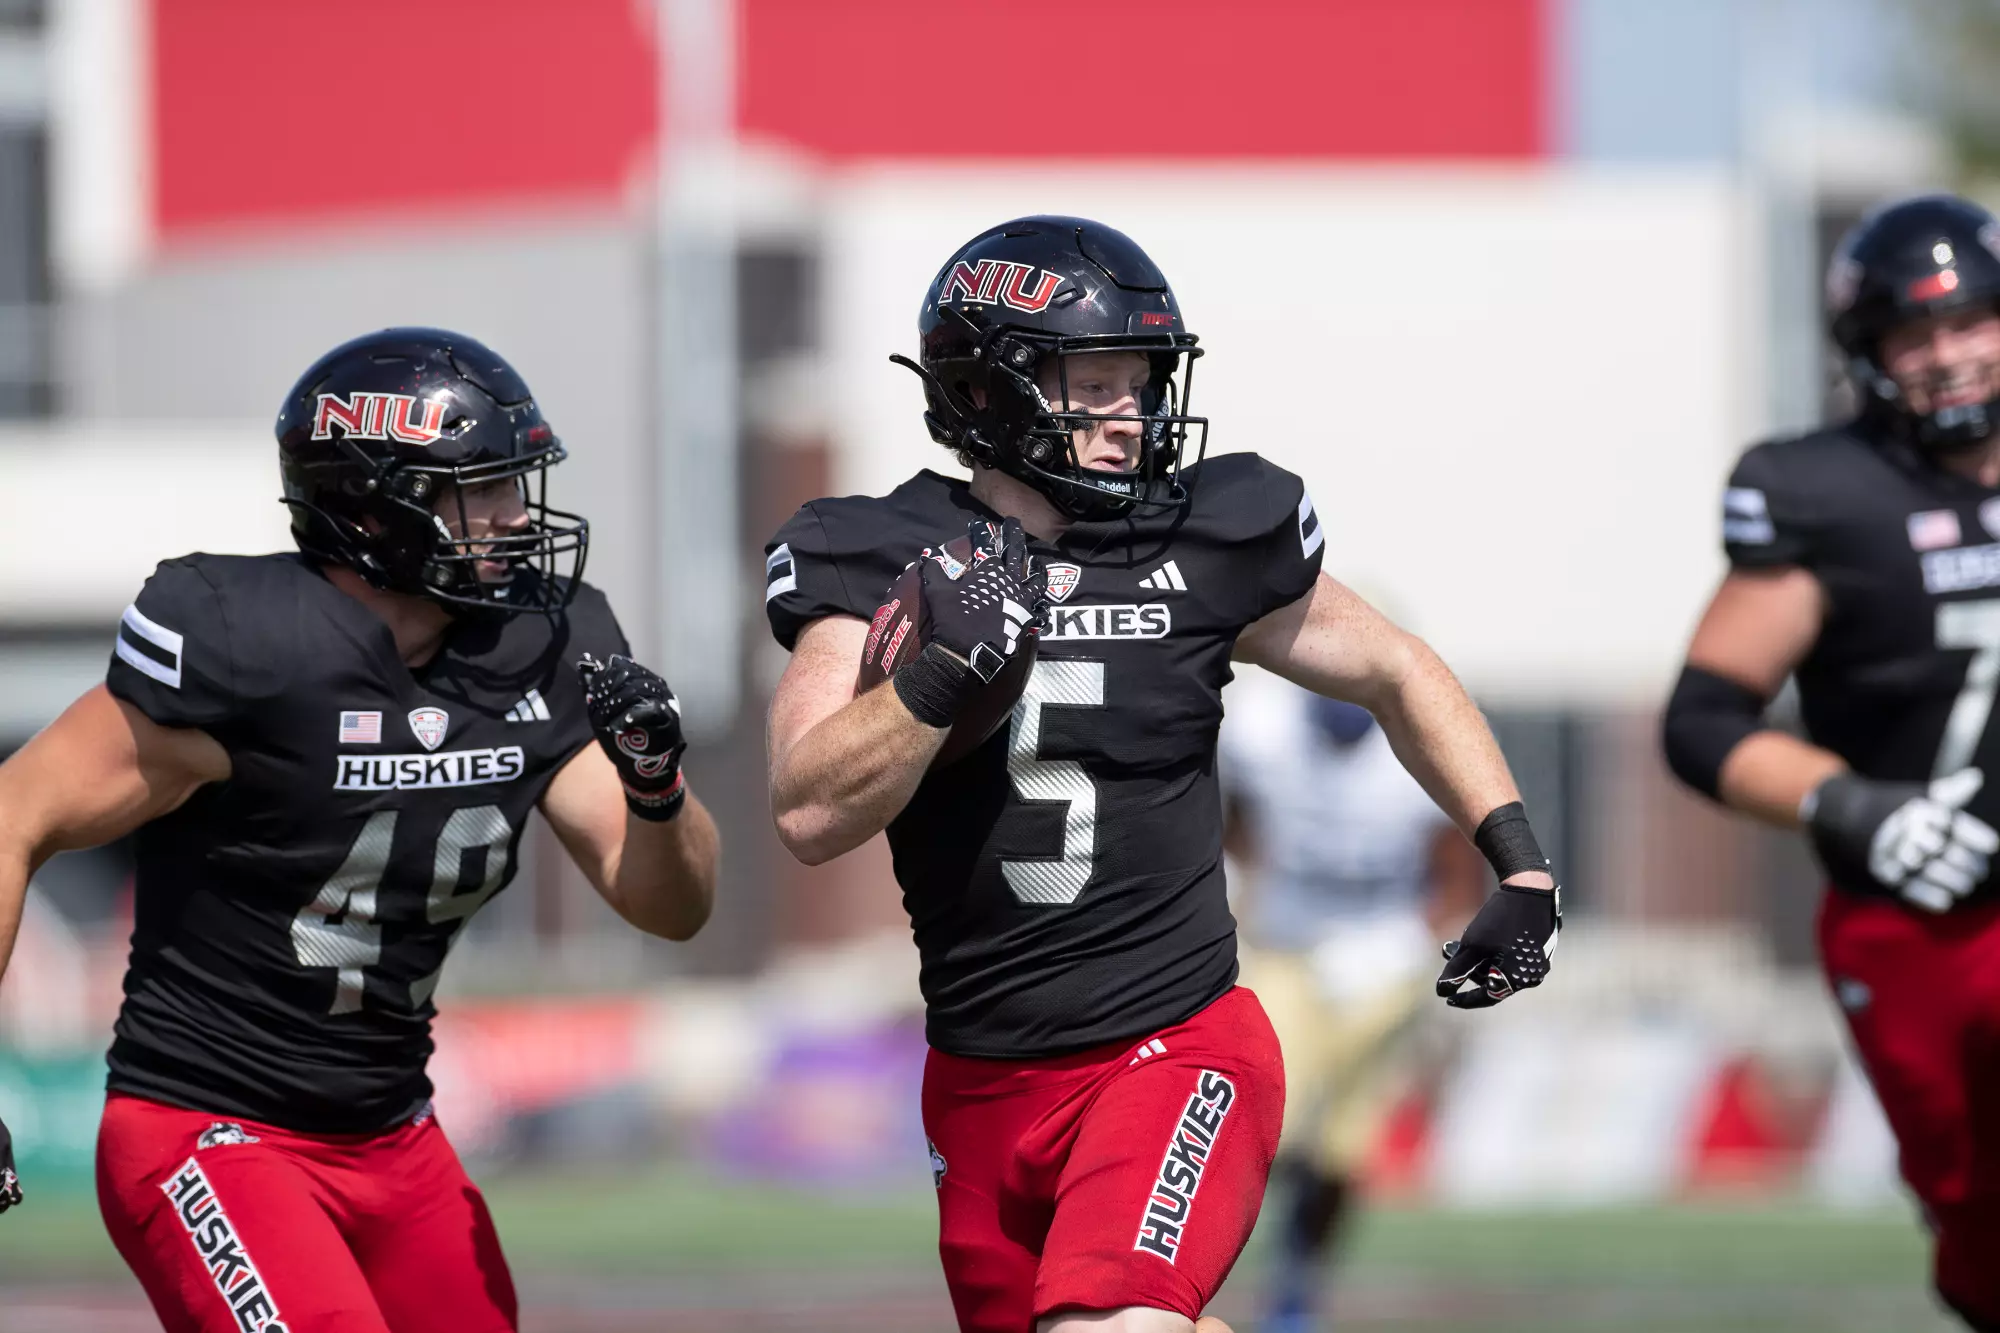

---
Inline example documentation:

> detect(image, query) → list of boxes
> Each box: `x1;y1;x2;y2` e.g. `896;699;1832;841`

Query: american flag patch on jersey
1909;508;1964;552
338;711;383;744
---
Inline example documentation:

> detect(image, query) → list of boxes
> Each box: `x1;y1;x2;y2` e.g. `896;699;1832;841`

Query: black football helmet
1829;194;2000;452
275;328;588;614
893;215;1206;520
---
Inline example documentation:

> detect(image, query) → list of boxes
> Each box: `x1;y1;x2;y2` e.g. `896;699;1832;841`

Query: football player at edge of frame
0;329;718;1332
1664;194;2000;1333
763;216;1562;1333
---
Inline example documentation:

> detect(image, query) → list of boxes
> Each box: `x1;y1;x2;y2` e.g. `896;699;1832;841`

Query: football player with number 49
764;216;1562;1333
1665;195;2000;1332
0;329;718;1332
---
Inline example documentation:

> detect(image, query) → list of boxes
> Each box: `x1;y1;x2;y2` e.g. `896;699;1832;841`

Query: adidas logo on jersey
1137;560;1187;592
505;690;550;723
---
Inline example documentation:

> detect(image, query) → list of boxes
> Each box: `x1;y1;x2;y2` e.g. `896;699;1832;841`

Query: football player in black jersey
0;329;718;1332
763;216;1561;1333
1664;195;2000;1332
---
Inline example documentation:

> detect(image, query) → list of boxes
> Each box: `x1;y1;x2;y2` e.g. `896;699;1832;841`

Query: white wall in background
0;424;289;620
821;165;1760;707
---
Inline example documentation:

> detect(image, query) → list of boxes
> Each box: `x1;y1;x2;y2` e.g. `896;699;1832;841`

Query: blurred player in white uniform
1223;670;1484;1333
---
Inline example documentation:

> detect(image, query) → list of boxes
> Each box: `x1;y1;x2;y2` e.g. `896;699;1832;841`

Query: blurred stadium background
2;0;1996;1328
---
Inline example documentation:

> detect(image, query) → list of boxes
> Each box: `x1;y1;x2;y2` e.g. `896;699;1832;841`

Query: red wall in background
151;0;660;238
151;0;1544;240
740;0;1545;161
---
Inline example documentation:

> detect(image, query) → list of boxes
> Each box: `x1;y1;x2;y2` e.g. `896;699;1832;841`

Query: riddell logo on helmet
940;259;1063;314
313;392;447;446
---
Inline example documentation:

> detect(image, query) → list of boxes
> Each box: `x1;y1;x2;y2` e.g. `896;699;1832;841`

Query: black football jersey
1725;422;2000;897
766;454;1324;1057
104;553;627;1132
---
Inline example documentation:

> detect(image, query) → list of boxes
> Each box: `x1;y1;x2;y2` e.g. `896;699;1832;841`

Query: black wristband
1474;802;1550;881
892;642;976;728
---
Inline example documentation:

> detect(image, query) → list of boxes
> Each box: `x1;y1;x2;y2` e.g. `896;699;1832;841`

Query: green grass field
0;1167;1958;1332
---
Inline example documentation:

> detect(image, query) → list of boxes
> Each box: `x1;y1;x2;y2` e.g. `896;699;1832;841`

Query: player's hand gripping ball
858;516;1049;767
1435;884;1562;1009
0;1114;21;1214
578;654;688;821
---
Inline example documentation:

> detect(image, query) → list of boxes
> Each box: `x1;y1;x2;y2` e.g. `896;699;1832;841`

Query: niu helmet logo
313;392;448;446
940;260;1063;314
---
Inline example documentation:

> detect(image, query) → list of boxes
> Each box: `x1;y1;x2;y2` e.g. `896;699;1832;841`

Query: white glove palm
1868;767;2000;913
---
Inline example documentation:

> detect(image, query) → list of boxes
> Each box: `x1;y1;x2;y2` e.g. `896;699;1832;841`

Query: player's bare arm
770;517;1045;866
1669;565;1844;828
1236;573;1561;1008
768;614;948;865
1235;574;1549;885
539;653;717;939
540;741;717;942
0;686;228;989
0;686;226;1217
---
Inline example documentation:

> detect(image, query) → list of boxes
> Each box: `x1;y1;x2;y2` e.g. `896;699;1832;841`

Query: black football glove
0;1113;21;1214
1807;768;2000;913
893;517;1048;729
577;654;687;822
1436;884;1561;1009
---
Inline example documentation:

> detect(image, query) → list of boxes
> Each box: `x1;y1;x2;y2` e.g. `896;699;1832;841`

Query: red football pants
922;986;1284;1331
1820;891;2000;1326
97;1093;518;1333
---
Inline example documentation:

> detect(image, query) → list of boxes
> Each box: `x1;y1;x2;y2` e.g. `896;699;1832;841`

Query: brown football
855;530;1038;768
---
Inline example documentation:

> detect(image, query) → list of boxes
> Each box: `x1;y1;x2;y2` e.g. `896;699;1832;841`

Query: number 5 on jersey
1004;660;1105;905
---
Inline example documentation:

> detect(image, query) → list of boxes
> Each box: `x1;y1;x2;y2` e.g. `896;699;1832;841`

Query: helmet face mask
1829;195;2000;455
276;329;589;615
900;216;1209;521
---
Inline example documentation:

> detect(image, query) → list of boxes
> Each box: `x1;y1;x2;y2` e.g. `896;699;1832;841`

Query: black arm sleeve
1661;664;1771;800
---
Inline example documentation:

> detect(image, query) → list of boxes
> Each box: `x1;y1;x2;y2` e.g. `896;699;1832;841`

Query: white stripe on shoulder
765;542;798;602
1297;490;1325;559
116;603;184;689
122;601;184;656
